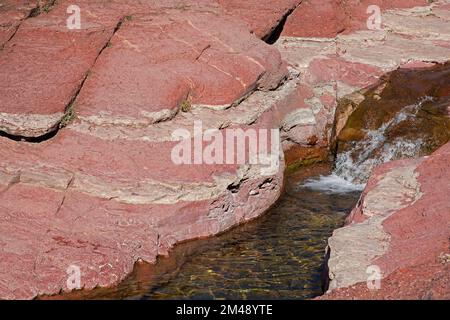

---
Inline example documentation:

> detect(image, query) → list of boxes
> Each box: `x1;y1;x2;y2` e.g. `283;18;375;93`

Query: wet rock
334;63;450;183
277;0;450;300
321;142;450;299
0;0;449;300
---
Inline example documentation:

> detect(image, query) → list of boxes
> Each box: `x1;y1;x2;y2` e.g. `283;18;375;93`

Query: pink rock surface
277;0;450;299
282;0;428;38
0;149;285;299
0;0;43;47
0;0;125;137
276;0;450;147
217;0;301;39
0;0;295;299
322;143;450;299
0;0;449;300
0;0;287;137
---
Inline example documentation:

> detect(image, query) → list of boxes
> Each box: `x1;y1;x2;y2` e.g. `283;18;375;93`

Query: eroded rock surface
322;142;450;299
0;0;304;299
0;0;449;299
276;0;450;158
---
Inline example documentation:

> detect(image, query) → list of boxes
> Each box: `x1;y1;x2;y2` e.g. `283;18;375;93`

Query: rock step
0;0;288;138
0;0;126;137
1;0;449;300
281;0;430;38
75;9;286;124
0;172;282;299
217;0;301;40
275;0;450;146
322;142;450;299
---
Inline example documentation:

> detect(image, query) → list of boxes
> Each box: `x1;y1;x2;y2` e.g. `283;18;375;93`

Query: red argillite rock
0;0;449;300
281;0;430;37
0;0;124;137
217;0;301;40
276;0;450;149
321;142;450;300
275;0;449;300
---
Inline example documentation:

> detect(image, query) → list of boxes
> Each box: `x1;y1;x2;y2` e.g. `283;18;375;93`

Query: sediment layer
322;142;450;299
0;0;449;299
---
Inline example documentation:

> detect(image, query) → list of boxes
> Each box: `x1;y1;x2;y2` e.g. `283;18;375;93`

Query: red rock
282;0;429;38
0;0;43;47
0;133;284;298
0;0;449;300
277;2;450;299
81;12;279;117
322;142;450;299
0;0;287;137
307;57;384;88
400;61;439;69
277;0;450;150
282;0;344;38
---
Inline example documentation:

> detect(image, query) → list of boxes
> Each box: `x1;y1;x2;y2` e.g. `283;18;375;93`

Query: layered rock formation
278;0;449;300
322;142;450;299
0;0;449;299
0;0;301;299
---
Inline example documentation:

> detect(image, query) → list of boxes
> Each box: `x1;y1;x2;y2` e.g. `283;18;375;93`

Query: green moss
59;104;76;129
180;100;192;113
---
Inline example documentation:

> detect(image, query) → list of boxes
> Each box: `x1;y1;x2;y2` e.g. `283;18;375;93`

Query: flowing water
333;96;433;183
304;94;448;191
51;164;361;300
136;165;360;300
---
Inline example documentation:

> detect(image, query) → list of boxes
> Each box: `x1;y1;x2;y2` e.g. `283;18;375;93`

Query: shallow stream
53;164;360;300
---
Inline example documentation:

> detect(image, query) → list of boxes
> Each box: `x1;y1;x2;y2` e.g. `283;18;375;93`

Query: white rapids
301;97;433;193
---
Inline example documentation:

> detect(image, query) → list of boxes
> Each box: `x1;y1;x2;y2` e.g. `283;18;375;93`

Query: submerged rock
322;142;450;299
333;63;450;183
0;0;449;300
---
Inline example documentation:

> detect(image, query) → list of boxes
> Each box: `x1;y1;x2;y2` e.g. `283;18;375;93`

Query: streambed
45;63;449;300
51;164;360;300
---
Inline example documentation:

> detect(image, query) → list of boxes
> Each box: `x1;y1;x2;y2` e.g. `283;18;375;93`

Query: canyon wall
0;0;448;299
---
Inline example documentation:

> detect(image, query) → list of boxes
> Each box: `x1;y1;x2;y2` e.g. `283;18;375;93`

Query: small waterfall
302;96;434;193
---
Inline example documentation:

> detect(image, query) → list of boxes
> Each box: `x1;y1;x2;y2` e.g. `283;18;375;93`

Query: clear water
51;164;360;300
304;97;434;191
137;165;360;300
